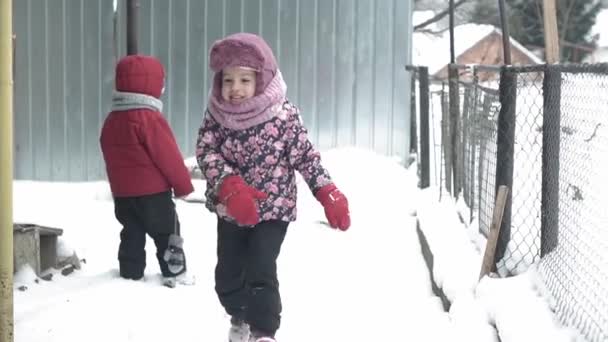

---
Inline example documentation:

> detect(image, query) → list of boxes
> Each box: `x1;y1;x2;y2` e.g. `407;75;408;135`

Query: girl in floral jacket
196;33;351;342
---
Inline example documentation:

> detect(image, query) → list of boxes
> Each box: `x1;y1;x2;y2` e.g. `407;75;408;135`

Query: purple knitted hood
207;33;287;130
209;32;277;95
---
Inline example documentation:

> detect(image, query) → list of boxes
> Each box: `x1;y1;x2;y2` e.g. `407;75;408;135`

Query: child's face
221;67;257;104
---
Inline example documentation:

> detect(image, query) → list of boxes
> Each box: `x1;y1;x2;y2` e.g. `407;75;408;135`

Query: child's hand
218;175;268;226
315;184;351;231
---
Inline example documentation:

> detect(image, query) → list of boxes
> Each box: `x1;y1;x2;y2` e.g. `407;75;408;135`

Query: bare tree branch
414;0;470;31
415;28;448;35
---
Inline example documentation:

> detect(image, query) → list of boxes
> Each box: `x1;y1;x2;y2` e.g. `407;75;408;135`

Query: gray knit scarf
111;91;163;112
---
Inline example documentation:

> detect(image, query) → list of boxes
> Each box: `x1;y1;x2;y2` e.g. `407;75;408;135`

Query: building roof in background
413;18;542;75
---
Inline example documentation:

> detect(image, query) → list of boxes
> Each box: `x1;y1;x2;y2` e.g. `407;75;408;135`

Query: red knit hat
115;55;165;99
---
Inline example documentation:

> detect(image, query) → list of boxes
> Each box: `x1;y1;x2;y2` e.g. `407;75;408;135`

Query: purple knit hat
207;33;287;130
209;32;277;96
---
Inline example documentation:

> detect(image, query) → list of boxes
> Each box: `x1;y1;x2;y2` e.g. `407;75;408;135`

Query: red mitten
218;176;268;226
315;184;351;231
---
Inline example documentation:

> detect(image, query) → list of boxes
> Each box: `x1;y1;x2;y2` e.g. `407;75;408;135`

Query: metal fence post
462;85;472;206
419;67;431;189
441;82;452;193
541;65;561;256
470;69;480;222
478;94;490;233
448;64;461;197
494;67;517;265
410;71;418;155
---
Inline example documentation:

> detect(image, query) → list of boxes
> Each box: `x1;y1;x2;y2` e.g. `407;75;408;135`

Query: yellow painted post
0;0;14;340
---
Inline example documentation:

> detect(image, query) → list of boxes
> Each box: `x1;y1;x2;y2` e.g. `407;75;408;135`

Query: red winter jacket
100;55;194;198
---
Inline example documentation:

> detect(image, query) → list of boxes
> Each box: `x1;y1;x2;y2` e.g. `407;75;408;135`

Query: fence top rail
448;64;502;72
443;63;608;75
547;63;608;74
448;63;544;73
406;63;608;78
405;65;429;72
459;81;500;96
503;63;608;74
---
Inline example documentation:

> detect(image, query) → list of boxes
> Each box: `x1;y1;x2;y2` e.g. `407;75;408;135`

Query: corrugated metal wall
13;0;115;181
14;0;413;181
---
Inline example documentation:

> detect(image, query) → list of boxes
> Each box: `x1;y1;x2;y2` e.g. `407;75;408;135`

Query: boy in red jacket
100;55;194;287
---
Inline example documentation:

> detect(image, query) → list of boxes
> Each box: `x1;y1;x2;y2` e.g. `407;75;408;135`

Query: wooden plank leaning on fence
479;185;509;280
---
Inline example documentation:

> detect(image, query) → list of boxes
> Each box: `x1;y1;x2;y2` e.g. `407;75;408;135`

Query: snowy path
13;149;452;341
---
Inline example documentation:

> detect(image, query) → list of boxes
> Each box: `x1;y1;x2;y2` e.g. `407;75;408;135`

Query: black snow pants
215;218;288;337
113;190;186;279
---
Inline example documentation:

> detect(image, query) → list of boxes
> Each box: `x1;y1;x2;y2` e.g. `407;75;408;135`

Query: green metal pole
0;0;14;340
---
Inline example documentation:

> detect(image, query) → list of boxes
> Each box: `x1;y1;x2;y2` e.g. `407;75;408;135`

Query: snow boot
162;272;196;288
248;336;276;342
248;329;276;342
229;317;250;342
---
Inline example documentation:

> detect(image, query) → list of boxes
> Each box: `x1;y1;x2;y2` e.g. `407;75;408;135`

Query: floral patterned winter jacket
196;101;333;223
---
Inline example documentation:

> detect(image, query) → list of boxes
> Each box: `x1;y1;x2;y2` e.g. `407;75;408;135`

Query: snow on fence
408;63;608;342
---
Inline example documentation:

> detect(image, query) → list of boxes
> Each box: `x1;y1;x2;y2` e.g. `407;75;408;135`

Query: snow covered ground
416;189;586;342
11;147;582;342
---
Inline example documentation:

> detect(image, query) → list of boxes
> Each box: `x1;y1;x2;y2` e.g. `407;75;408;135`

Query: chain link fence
408;63;608;342
537;64;608;342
